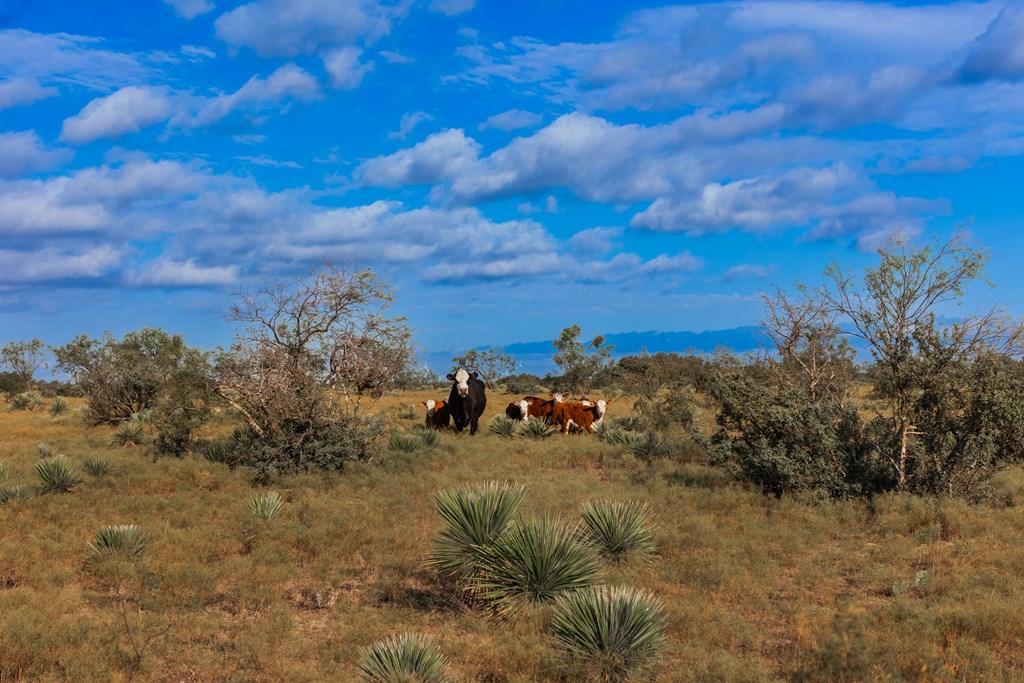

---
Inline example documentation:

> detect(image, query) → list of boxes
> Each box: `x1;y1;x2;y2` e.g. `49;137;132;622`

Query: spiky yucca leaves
428;481;525;583
518;418;555;439
49;397;69;417
596;426;643;447
358;633;451;683
413;427;440;450
83;456;112;477
472;516;599;617
388;429;424;453
551;586;666;683
8;392;43;411
608;415;645;433
35;455;82;494
627;432;671;461
488;415;518;437
0;484;33;503
85;524;147;564
579;501;656;563
247;491;284;522
111;422;144;448
35;443;55;458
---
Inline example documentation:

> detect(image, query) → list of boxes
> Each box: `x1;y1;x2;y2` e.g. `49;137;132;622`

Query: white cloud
164;0;215;20
723;263;775;280
60;86;172;144
323;46;373;89
0;244;123;284
214;0;399;58
0;131;72;177
179;63;321;128
479;108;543;131
568;227;622;255
181;45;216;60
388;111;432;140
380;50;413;64
959;1;1024;82
635;252;703;275
428;0;475;17
0;77;58;109
357;129;481;186
127;258;238;287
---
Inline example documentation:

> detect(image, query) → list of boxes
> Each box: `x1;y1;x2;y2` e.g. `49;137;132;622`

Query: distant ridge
425;326;769;375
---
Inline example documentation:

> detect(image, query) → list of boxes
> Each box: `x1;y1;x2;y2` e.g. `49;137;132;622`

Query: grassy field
2;391;1024;682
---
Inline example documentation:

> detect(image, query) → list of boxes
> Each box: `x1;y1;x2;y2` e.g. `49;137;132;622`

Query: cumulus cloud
163;0;214;20
178;63;321;128
958;1;1024;82
0;77;58;109
127;258;239;287
214;0;398;57
0;244;123;284
723;263;775;280
567;227;622;256
323;46;373;89
357;129;482;186
388;111;432;140
60;86;172;144
479;108;543;131
0;131;72;177
635;252;703;275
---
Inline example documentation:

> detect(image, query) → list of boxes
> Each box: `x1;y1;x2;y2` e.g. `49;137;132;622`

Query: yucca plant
358;633;450;683
35;443;55;458
85;524;147;564
8;391;42;412
247;491;284;522
49;397;69;417
609;415;646;432
518;418;555;439
388;429;424;453
35;455;82;494
488;415;518;437
413;427;440;450
551;585;666;683
1;484;33;504
596;426;643;447
428;481;525;583
472;516;599;617
111;422;144;448
198;440;240;468
83;456;112;477
627;432;672;461
579;501;656;562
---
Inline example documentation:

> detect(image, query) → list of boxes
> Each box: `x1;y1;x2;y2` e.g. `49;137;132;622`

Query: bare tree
1;338;48;393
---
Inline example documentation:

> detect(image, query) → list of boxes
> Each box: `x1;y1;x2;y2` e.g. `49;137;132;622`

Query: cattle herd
422;368;613;436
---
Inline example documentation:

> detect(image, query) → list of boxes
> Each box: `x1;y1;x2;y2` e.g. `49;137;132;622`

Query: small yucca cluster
579;500;656;562
488;415;519;437
35;455;82;494
518;419;556;439
247;491;284;522
48;397;69;417
110;422;144;448
0;461;32;504
85;524;147;564
358;633;450;682
387;428;440;453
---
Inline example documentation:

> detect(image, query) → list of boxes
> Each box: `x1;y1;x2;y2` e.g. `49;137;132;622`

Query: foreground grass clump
488;415;519;437
428;481;525;583
85;524;147;564
518;419;556;439
580;500;656;563
358;633;450;683
472;516;599;617
247;491;284;522
34;455;82;494
110;422;144;448
551;585;665;682
387;427;439;453
48;397;69;417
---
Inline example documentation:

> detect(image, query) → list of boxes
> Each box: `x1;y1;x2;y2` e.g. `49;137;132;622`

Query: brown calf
421;399;451;430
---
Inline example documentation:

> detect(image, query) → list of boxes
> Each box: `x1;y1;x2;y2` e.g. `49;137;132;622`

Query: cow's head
448;368;470;397
595;399;608;419
518;399;529;419
422;399;436;416
551;392;565;403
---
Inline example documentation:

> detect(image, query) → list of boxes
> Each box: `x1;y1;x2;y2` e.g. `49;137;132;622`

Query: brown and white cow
421;399;451;430
550;399;609;435
505;399;531;421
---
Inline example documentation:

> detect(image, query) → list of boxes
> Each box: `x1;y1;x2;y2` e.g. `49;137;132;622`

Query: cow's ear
421;401;427;407
526;400;533;405
446;373;455;381
469;371;478;379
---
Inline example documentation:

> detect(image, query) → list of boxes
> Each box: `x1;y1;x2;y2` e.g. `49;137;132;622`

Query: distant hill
425;326;769;375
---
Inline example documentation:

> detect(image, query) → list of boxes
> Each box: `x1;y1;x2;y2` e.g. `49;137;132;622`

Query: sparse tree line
4;228;1024;500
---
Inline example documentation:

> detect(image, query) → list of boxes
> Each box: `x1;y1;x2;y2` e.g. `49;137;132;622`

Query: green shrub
48;397;69;417
8;391;43;412
412;426;440;450
388;429;424;453
110;422;143;448
428;481;525;583
596;425;643;447
551;585;666;682
83;456;112;477
472;516;599;617
85;524;147;564
35;443;55;459
626;432;672;461
35;456;82;494
608;415;645;432
197;439;240;468
488;415;518;437
247;491;284;522
358;633;450;683
580;500;656;562
518;418;556;439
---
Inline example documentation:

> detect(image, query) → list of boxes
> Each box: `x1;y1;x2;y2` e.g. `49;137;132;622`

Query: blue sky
2;0;1024;362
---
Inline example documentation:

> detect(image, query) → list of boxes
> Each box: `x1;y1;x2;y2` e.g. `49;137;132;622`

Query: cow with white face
505;398;531;421
446;368;487;435
421;399;451;430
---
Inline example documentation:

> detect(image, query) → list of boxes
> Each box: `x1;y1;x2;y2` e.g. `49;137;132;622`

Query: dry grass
0;393;1023;681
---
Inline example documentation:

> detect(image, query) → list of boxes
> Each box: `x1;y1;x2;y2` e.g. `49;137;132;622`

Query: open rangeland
2;392;1024;682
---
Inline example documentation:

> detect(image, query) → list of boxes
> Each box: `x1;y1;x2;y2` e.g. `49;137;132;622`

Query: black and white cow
446;368;487;435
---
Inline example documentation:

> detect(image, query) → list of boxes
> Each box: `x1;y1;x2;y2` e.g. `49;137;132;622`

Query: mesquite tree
552;325;614;395
1;339;48;394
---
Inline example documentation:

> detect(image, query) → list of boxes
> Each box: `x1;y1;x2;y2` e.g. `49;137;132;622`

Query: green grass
0;391;1023;680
